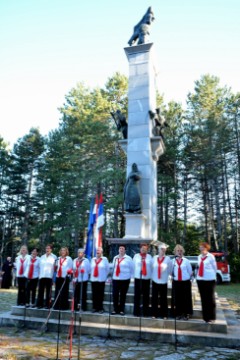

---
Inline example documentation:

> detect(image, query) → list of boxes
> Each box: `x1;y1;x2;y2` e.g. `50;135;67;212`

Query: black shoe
99;310;104;314
111;311;117;315
120;311;125;316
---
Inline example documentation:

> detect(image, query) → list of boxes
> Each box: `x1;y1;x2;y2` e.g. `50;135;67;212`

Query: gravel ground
0;288;240;360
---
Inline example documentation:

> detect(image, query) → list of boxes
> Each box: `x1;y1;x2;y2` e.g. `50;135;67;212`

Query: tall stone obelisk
107;8;165;256
121;43;165;244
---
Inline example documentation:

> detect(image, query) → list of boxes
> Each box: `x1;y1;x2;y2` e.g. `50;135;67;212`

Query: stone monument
108;8;165;256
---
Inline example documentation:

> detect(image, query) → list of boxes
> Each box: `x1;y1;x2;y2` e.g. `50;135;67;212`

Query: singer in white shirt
24;248;40;307
196;242;217;323
73;248;90;311
111;245;134;315
37;244;57;309
53;247;73;310
171;244;193;320
133;243;152;317
151;243;172;319
90;247;109;313
15;245;30;306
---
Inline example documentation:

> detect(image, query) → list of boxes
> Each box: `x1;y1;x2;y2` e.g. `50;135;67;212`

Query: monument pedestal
106;236;153;259
124;213;147;239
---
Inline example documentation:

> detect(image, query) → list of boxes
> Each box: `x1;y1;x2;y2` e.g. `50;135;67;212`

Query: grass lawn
216;283;240;314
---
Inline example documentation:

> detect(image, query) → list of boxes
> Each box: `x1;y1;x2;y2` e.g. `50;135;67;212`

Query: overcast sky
1;0;240;147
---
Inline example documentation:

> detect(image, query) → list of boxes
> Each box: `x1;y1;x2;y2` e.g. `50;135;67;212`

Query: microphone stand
40;276;68;335
77;271;84;360
45;278;54;332
68;276;74;360
172;256;178;350
56;275;71;360
137;258;143;343
105;256;117;341
21;278;28;329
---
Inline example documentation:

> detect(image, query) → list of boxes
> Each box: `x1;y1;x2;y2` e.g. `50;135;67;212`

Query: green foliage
228;253;240;283
0;72;239;262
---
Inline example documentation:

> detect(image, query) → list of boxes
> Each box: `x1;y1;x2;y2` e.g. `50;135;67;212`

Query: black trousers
17;277;27;305
133;278;150;316
112;279;130;313
151;281;168;318
171;280;193;317
197;280;216;322
37;278;53;308
54;277;70;310
91;281;105;311
74;281;88;311
26;278;38;305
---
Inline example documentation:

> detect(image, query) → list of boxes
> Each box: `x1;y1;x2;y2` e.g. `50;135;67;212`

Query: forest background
0;72;240;282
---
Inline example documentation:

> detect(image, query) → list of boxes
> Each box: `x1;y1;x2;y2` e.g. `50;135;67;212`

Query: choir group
14;241;217;323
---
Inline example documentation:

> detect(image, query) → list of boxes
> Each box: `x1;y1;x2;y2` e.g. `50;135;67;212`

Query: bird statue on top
128;7;155;46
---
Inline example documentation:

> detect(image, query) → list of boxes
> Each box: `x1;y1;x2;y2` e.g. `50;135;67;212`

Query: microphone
67;268;73;279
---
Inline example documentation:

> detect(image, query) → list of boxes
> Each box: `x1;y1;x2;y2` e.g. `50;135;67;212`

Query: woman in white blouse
73;248;90;311
111;245;134;316
54;247;73;310
196;242;217;323
15;245;30;306
171;244;193;320
90;247;109;313
25;248;40;307
133;243;152;317
151;243;172;319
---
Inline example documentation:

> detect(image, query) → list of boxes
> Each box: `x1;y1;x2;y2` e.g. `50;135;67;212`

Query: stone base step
0;311;233;347
8;300;227;334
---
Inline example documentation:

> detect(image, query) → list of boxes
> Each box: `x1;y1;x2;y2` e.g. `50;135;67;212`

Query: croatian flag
95;193;105;251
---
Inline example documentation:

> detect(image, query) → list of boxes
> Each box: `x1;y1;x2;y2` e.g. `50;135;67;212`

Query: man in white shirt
37;244;57;309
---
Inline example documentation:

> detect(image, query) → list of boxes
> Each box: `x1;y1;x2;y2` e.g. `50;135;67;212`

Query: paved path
0;289;240;359
0;327;240;359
